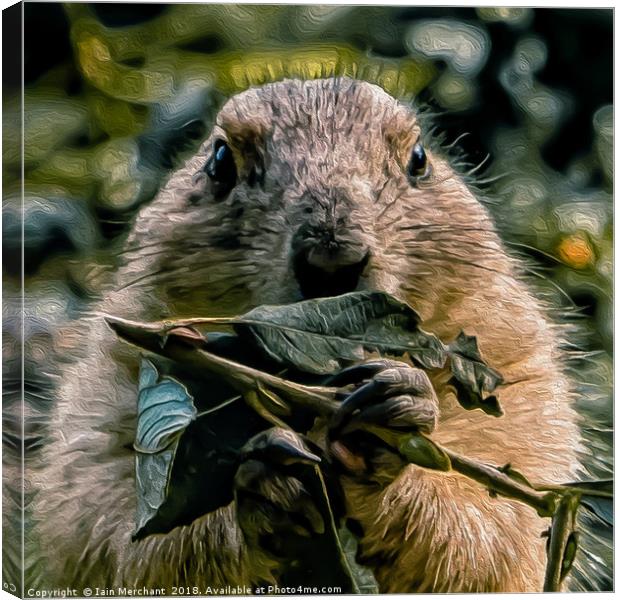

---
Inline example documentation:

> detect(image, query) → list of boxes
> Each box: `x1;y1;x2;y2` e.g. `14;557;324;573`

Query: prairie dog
32;78;580;592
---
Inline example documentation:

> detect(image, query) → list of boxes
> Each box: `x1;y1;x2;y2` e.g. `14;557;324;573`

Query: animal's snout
292;222;370;299
302;225;367;271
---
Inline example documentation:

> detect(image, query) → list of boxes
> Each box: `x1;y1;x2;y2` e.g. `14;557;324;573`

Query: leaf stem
244;390;291;430
195;394;241;418
443;450;558;517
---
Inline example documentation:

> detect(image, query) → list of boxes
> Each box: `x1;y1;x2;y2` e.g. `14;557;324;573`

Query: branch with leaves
107;291;611;592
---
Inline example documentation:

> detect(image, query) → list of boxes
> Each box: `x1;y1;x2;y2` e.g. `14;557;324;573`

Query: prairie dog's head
120;78;500;319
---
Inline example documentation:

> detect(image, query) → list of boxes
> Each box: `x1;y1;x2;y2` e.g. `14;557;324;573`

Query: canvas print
2;3;613;596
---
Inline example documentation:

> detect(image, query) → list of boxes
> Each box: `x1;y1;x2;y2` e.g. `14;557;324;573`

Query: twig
444;450;558;518
109;313;562;516
543;492;580;591
105;315;341;416
108;313;586;590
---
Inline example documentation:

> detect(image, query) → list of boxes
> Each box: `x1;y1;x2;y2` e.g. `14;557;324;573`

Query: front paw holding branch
326;359;440;479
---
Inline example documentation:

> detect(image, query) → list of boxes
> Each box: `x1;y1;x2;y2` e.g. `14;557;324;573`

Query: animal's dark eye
407;142;430;180
205;139;237;198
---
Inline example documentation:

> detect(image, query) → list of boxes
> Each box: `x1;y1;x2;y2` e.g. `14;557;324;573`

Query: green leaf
561;531;579;581
448;333;504;415
131;348;293;540
233;291;446;375
338;526;380;594
398;434;452;471
450;377;503;417
134;358;197;537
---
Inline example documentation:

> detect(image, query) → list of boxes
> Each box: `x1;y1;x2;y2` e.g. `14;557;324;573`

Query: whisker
120;249;173;265
465;153;491;177
504;241;564;265
118;239;183;258
521;269;577;306
418;171;459;187
472;172;509;186
396;224;493;233
399;243;590;308
209;283;248;303
115;265;180;292
399;238;504;258
400;247;513;277
444;132;470;150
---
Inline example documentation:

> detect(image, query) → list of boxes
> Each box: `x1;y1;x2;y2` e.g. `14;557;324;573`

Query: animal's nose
293;245;370;300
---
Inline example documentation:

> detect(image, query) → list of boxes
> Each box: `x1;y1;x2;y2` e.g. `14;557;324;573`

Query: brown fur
32;78;581;592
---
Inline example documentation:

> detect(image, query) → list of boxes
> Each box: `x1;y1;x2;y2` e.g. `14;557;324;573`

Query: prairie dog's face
122;78;495;319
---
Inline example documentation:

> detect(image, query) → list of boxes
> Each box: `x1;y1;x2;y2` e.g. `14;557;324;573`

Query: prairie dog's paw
326;359;439;482
234;428;325;559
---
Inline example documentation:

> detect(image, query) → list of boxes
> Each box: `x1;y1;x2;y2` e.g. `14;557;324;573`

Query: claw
342;394;438;435
241;427;321;466
329;380;385;435
330;366;436;434
323;360;399;387
234;431;326;549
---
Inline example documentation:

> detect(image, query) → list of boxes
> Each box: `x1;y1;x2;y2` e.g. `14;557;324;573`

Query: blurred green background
2;2;613;590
